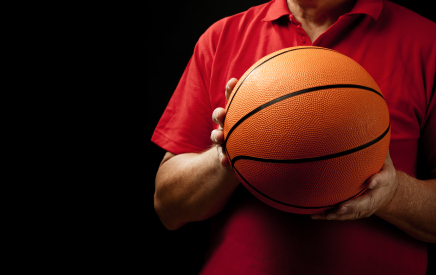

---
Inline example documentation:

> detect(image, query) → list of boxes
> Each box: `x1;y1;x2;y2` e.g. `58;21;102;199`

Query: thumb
225;78;238;101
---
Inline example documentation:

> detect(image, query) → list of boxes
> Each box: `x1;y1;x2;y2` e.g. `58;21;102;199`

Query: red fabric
152;0;436;273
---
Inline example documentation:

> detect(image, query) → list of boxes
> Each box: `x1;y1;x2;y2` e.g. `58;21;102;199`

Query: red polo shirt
152;0;436;274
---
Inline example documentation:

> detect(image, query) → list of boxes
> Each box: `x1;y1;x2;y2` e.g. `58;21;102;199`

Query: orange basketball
223;46;390;214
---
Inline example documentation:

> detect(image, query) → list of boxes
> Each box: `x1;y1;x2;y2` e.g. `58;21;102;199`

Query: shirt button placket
289;14;309;45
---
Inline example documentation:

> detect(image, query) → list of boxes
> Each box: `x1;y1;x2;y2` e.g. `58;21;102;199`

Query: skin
154;0;436;242
286;0;357;42
154;147;239;230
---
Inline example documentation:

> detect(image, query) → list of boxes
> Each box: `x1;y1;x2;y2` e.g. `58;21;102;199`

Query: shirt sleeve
151;22;222;155
419;75;436;179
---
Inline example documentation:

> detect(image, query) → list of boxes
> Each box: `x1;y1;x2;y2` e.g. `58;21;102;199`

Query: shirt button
301;36;306;43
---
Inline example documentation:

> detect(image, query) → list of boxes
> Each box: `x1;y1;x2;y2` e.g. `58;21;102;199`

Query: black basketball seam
232;123;390;165
234;165;368;209
224;84;384;153
223;47;376;169
225;46;364;122
223;47;387;210
226;47;314;112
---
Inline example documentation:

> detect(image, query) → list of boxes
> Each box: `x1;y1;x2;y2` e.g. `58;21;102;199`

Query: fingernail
337;207;348;215
212;110;217;122
369;180;378;189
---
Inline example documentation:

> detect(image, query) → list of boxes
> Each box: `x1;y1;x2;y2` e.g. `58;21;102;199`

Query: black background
148;1;435;273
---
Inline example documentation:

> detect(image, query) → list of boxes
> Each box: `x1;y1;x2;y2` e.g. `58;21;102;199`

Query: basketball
223;46;390;214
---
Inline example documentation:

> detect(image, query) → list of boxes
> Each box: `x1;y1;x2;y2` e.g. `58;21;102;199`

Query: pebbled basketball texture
223;46;390;214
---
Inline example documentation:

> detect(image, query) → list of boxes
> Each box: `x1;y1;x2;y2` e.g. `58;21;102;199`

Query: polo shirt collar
262;0;291;21
348;0;383;21
262;0;383;22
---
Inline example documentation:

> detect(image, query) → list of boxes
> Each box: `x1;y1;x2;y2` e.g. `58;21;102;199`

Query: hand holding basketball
311;152;398;220
211;78;239;167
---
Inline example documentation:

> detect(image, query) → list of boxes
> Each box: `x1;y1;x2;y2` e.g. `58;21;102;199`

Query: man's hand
210;78;238;167
312;152;399;221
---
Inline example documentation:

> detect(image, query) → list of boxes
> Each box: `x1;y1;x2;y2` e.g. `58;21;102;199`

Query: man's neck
287;0;356;42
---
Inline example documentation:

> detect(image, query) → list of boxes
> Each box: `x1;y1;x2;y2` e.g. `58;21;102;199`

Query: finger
366;164;395;190
212;107;226;128
312;152;396;221
225;78;238;101
221;151;230;167
312;208;365;221
385;150;393;165
367;151;396;189
312;189;375;220
311;211;329;220
210;129;225;145
216;145;230;167
331;190;379;220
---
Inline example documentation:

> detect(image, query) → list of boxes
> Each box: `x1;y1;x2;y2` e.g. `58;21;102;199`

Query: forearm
154;147;240;230
375;171;436;243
